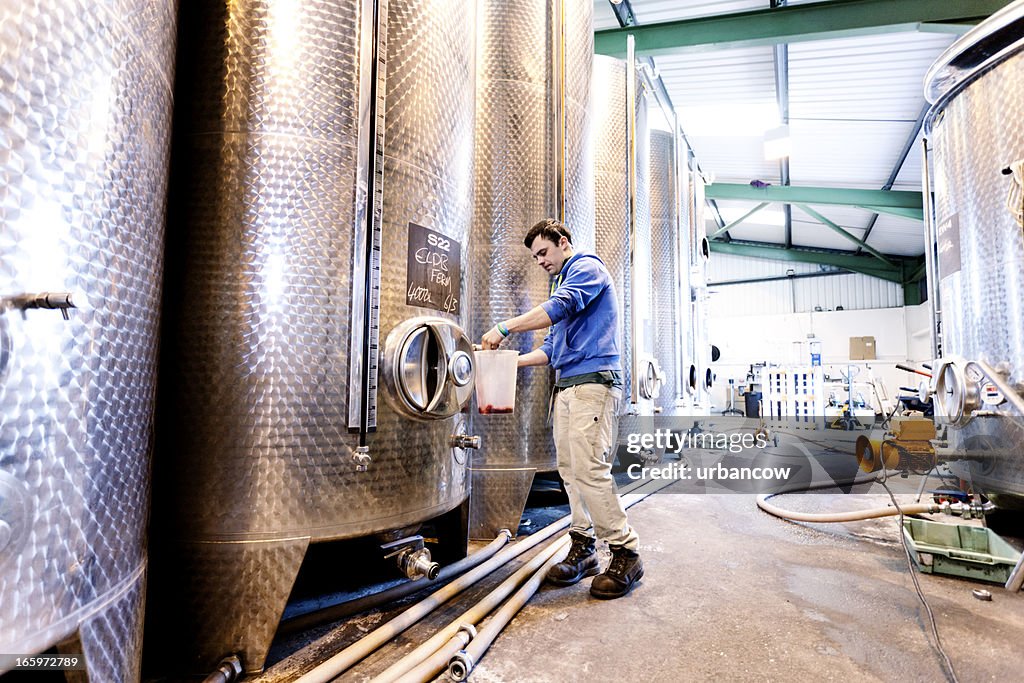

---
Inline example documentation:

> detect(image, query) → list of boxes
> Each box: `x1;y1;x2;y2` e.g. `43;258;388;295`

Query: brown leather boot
546;531;599;586
590;544;643;599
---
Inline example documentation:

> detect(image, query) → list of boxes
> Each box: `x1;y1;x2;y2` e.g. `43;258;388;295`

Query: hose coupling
202;654;242;683
449;651;475;682
352;445;371;472
456;623;478;643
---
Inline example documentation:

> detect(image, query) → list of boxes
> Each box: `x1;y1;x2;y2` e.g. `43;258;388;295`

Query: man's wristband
496;322;510;337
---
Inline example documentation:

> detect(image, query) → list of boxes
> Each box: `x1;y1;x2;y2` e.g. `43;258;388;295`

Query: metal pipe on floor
292;478;658;682
370;535;572;683
447;542;571;682
279;530;513;635
399;624;478;683
373;480;671;682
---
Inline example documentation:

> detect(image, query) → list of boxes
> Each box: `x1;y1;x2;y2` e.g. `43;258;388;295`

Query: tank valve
450;434;481;450
381;535;440;580
352;445;371;472
398;546;440;580
1;292;77;320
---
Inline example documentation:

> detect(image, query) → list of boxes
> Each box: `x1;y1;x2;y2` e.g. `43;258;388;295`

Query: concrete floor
257;481;1024;682
456;490;1024;683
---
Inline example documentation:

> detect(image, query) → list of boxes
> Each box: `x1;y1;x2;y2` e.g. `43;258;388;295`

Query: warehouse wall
707;303;934;413
706;253;904;316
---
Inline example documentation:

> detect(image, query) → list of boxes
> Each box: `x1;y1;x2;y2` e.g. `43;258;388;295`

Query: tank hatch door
383;317;475;420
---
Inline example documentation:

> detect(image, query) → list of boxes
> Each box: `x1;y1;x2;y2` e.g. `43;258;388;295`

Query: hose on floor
289;477;664;682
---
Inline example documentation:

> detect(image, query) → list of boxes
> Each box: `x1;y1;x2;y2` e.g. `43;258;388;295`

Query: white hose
756;494;939;522
755;468;940;523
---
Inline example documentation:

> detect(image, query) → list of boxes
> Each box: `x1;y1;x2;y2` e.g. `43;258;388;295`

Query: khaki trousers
553;383;639;550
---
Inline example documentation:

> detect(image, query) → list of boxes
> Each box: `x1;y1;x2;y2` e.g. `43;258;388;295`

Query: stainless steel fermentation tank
923;0;1024;503
0;1;176;679
690;168;714;412
593;49;661;452
469;0;594;537
649;127;693;416
149;0;477;673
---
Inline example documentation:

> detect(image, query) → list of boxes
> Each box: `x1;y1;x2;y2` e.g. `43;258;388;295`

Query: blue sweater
539;252;621;377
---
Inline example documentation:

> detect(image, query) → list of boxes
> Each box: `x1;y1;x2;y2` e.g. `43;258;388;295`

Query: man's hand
481;326;505;350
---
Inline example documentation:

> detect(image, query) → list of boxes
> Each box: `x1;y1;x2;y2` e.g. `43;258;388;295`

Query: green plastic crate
902;518;1022;584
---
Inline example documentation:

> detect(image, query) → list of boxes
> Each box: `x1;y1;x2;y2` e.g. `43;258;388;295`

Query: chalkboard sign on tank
406;222;461;315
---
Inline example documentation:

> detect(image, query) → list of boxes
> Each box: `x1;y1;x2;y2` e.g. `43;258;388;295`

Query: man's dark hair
524;218;572;248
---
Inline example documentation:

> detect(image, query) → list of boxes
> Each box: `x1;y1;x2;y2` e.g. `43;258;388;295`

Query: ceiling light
678;103;779;137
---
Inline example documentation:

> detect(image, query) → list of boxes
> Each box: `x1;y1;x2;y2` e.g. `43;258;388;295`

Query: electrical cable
877;475;960;683
757;466;960;683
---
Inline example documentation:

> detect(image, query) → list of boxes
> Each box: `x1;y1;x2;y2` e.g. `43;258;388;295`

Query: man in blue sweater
481;218;642;599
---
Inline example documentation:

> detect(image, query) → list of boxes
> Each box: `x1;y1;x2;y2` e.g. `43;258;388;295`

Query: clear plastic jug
474;350;518;414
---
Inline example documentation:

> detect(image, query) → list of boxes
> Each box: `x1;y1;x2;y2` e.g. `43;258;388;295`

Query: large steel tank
649;128;691;415
469;0;594;537
593;50;659;452
149;0;477;673
923;0;1024;502
690;168;714;412
0;1;175;679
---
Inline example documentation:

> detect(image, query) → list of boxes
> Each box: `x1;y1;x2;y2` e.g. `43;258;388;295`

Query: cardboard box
849;336;877;360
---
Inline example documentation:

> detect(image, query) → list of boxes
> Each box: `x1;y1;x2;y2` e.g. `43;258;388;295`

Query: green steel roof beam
708;202;770;240
907;260;928;282
794;204;897;267
904;281;924;305
859;205;925;221
594;0;1013;57
705;183;922;210
918;23;980;35
708;241;909;283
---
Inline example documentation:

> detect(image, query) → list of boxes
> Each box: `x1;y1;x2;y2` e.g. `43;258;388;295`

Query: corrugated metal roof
789;32;954;121
688;135;781;185
656;45;780;183
863;214;927;256
707;255;903;317
592;1;618;30
593;0;959;264
790;119;919;188
787;31;955;191
594;0;766;30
